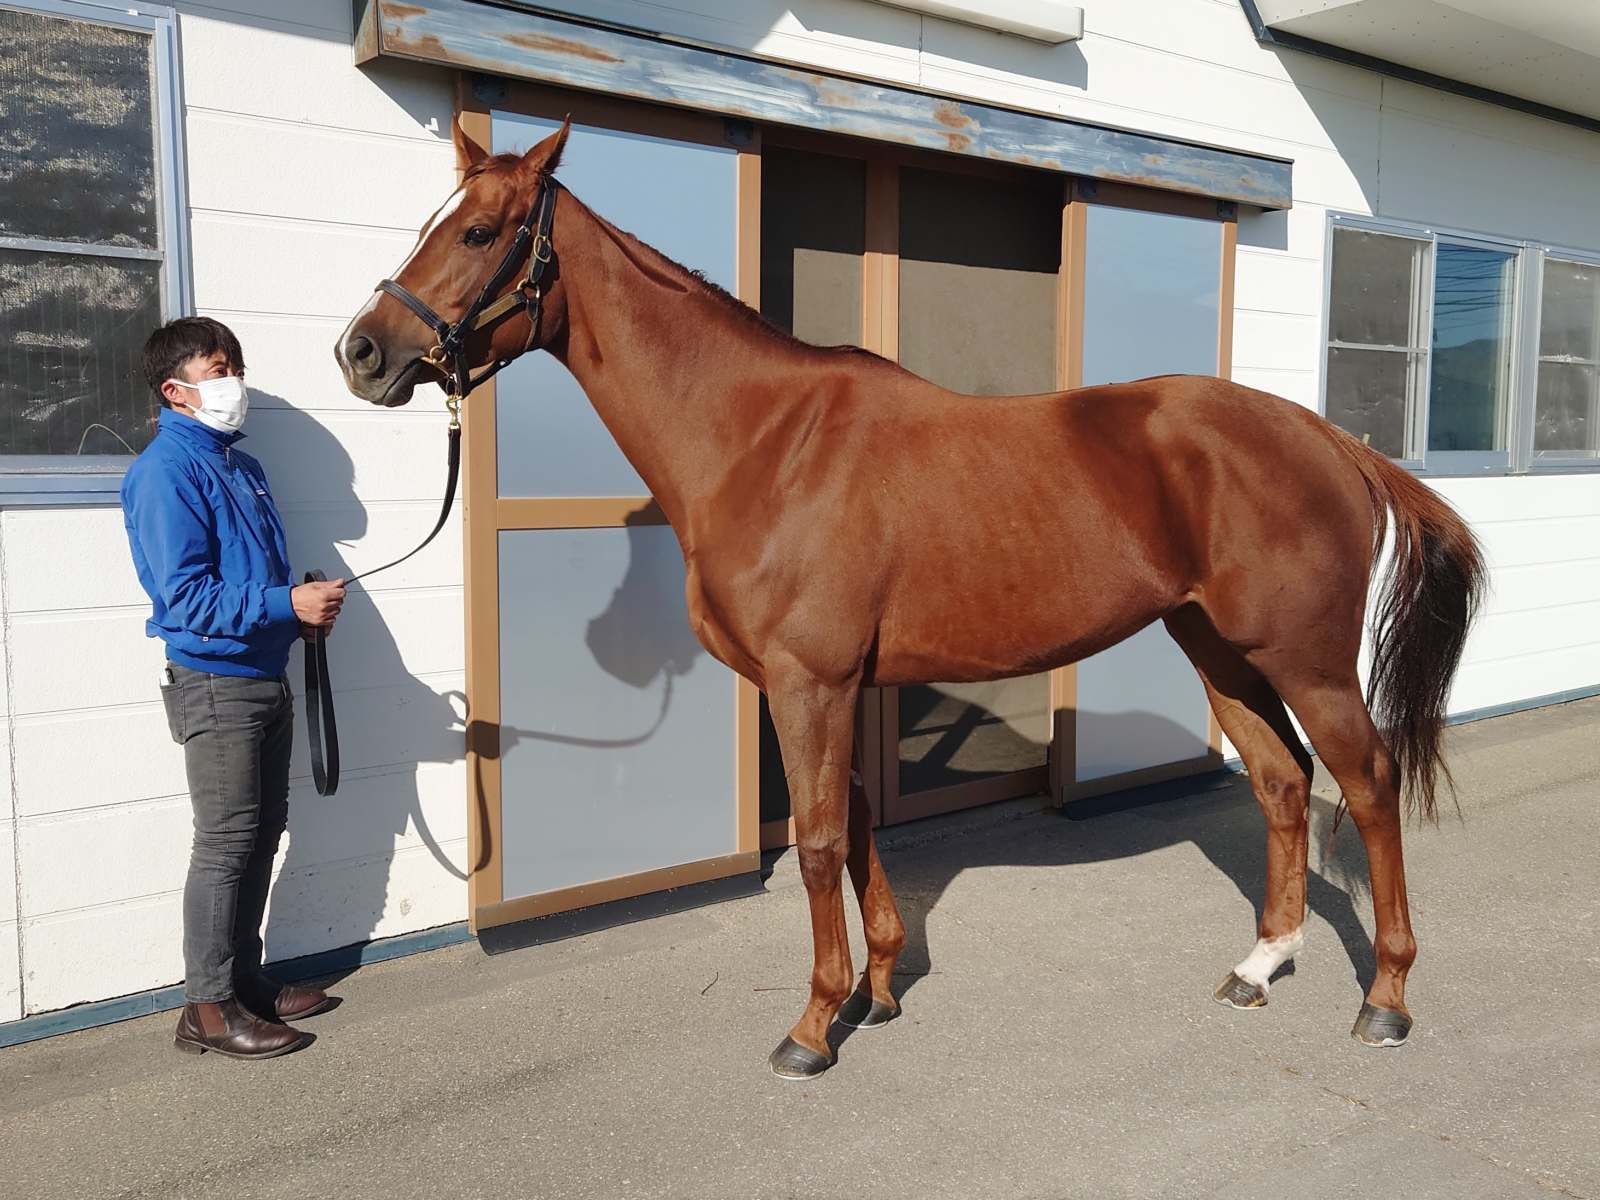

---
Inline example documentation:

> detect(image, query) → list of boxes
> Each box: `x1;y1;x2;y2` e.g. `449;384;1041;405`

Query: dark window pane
1539;258;1600;361
759;147;864;347
1534;361;1597;455
1428;244;1515;452
0;9;158;247
0;249;160;456
898;166;1060;395
1329;228;1423;347
1325;346;1409;457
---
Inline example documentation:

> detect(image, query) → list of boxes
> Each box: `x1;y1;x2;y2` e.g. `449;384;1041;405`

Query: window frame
0;0;192;505
1320;222;1433;470
1526;244;1600;470
1320;211;1600;477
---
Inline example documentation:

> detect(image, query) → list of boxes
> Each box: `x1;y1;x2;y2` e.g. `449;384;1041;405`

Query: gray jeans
160;663;294;1003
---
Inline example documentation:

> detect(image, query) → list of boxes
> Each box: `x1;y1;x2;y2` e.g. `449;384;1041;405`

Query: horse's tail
1324;427;1487;823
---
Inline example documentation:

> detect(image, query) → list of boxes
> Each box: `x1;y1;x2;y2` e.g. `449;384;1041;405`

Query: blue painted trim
0;922;473;1050
357;0;1293;208
1444;684;1600;727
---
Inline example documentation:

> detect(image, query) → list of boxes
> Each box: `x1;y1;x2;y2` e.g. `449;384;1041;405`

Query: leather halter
376;176;559;401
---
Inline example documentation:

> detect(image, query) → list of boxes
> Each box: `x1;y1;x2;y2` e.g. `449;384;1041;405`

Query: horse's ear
518;116;571;179
454;112;489;175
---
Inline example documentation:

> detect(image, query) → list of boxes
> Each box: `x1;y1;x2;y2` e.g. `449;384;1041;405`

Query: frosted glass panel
1080;205;1220;384
1076;625;1211;781
1076;204;1219;783
498;526;736;899
492;113;737;497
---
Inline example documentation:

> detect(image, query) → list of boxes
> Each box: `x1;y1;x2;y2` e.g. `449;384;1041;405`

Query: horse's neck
550;201;787;527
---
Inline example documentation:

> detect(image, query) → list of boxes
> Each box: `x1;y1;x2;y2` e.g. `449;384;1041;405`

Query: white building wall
0;0;463;1019
3;0;1597;1021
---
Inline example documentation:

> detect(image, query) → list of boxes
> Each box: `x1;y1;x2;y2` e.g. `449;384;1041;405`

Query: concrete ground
3;700;1598;1200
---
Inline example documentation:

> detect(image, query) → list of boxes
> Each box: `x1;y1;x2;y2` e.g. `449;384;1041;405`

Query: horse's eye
464;226;496;247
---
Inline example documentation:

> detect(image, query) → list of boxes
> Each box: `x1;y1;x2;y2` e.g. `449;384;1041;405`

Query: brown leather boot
235;973;335;1022
174;998;311;1059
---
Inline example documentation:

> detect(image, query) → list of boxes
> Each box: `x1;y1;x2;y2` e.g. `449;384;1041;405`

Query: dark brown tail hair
1327;428;1487;823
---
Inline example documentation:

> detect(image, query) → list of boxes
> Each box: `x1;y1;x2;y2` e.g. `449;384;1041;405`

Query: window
1324;228;1429;459
1323;217;1531;473
0;0;188;500
1533;256;1600;463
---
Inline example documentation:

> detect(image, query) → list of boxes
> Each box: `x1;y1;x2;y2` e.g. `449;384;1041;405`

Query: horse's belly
871;570;1171;687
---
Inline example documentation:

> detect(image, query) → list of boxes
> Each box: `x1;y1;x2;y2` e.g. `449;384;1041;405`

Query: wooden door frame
459;79;762;932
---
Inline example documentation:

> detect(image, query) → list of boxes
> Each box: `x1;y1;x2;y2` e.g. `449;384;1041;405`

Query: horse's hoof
1351;1002;1411;1047
769;1036;833;1080
836;991;898;1030
1213;971;1268;1009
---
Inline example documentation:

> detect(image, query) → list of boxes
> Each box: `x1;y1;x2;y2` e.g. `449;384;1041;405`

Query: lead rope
304;400;461;795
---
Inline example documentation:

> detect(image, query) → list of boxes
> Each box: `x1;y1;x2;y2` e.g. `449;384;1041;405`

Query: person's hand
292;579;345;627
300;620;334;641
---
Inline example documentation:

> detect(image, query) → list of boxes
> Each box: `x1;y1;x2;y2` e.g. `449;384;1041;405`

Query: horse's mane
680;261;890;367
468;154;894;368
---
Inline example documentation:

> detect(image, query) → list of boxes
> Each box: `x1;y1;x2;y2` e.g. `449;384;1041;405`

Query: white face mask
168;374;250;433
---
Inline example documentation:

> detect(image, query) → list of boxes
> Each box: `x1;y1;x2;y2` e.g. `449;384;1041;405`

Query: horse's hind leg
1264;668;1417;1047
837;733;906;1030
1166;607;1314;1010
764;666;860;1079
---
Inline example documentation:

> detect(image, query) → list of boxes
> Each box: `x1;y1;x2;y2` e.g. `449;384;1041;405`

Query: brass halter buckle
422;343;450;369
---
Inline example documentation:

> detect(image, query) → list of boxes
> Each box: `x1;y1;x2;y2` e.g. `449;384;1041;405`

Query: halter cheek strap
376;176;559;400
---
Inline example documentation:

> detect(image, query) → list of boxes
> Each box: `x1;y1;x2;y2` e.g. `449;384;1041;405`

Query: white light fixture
869;0;1084;44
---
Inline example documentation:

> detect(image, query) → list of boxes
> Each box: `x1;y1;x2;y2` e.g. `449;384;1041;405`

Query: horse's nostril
348;334;382;377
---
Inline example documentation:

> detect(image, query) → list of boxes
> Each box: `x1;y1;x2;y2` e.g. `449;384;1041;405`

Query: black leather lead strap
302;567;340;797
303;422;461;796
347;422;460;587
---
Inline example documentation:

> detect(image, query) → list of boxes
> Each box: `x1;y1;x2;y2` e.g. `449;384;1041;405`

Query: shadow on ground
824;767;1378;1052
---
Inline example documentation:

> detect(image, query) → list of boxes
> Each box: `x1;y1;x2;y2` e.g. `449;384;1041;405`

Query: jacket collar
158;405;246;451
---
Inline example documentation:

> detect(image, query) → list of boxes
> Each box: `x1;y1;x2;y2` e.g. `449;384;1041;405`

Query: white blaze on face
337;186;468;368
1232;929;1304;990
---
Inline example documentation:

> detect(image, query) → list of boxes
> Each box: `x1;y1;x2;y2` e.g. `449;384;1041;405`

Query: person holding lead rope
121;317;346;1060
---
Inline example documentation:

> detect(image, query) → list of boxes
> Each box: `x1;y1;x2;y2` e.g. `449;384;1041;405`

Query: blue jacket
121;408;300;679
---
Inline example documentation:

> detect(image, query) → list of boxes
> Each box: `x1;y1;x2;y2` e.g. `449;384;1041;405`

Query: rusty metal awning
353;0;1293;209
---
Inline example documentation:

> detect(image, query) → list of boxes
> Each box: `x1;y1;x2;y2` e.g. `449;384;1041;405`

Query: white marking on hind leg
1233;929;1304;992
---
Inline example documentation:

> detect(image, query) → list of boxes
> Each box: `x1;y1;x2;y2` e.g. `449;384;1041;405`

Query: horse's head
336;119;571;406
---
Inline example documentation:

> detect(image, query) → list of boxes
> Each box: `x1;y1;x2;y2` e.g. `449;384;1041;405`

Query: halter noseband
376;176;559;403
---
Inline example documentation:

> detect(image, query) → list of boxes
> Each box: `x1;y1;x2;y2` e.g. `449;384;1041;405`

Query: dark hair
142;317;245;406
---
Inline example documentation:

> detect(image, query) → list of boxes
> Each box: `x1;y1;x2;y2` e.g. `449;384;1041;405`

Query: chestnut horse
337;122;1484;1078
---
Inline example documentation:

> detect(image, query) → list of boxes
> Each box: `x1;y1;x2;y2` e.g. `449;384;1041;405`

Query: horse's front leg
765;667;859;1080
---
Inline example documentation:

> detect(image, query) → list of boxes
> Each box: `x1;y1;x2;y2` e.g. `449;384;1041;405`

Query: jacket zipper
223;444;286;579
